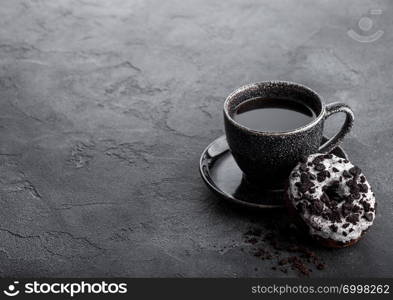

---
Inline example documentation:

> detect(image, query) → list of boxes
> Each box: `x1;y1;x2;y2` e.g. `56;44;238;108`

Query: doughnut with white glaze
287;153;376;248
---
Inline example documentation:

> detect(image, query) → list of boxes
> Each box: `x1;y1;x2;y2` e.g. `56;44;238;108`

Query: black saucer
199;135;348;209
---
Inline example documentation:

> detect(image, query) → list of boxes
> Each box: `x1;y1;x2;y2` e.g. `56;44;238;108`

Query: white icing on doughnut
288;153;376;244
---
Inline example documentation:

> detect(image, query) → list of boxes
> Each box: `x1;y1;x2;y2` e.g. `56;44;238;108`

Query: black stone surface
0;0;392;277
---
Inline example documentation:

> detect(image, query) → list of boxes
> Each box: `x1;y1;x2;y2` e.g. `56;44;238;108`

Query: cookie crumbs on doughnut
287;153;376;247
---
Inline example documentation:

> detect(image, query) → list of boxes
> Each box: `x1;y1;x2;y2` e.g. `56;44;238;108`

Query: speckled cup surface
223;81;354;189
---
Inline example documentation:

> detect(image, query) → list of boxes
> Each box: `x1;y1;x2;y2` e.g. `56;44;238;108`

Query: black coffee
233;97;316;132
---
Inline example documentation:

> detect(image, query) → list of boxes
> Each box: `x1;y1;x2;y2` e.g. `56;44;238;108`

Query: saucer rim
199;135;349;210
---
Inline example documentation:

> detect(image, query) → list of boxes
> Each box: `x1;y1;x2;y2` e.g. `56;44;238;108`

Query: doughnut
286;153;376;248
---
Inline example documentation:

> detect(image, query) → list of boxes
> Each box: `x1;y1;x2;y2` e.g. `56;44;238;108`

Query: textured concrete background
0;0;392;277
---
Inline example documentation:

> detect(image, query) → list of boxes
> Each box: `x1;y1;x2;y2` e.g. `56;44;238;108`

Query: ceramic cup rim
223;81;326;136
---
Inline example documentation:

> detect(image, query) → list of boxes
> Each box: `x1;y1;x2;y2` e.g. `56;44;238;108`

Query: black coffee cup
223;81;354;188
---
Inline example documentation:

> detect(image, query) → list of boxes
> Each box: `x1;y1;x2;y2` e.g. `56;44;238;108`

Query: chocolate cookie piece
315;164;326;171
363;212;374;222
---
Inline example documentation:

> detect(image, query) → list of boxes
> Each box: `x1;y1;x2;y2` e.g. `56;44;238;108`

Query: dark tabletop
0;0;392;277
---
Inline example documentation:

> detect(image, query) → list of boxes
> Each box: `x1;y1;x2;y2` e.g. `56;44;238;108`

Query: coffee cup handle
318;102;354;154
